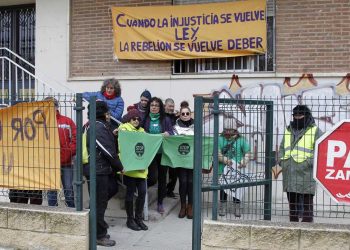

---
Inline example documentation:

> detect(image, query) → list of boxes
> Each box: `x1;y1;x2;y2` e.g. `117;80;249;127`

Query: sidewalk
99;202;193;250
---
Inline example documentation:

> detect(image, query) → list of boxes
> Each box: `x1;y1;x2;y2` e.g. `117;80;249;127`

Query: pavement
98;197;193;250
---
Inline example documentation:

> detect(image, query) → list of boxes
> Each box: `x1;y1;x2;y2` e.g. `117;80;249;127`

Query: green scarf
149;113;161;134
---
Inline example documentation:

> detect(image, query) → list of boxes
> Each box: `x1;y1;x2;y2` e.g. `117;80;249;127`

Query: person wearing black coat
85;101;124;247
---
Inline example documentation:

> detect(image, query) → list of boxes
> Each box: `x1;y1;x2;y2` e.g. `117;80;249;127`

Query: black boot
125;201;141;231
135;196;148;230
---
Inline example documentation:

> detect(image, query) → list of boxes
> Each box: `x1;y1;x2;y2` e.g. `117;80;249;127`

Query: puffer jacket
82;91;124;125
279;124;322;195
173;118;194;135
57;111;77;166
87;119;123;175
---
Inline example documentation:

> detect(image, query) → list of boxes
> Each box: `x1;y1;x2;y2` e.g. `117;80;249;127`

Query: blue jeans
48;166;75;208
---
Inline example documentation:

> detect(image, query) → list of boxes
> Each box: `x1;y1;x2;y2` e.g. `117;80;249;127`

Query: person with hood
118;109;148;231
125;89;152;124
278;105;322;222
85;101;124;247
218;119;251;218
173;105;194;219
82;78;124;130
45;97;76;208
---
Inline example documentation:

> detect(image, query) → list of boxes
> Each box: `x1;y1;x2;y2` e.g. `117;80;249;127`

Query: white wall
35;0;71;93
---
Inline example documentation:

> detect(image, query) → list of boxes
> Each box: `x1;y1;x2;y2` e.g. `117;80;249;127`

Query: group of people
5;77;321;247
81;78;196;247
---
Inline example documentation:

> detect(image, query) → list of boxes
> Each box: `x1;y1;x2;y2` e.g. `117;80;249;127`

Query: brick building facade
70;0;349;78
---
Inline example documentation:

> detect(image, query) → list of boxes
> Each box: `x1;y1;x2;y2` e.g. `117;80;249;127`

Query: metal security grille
0;5;35;67
172;0;275;74
0;5;35;103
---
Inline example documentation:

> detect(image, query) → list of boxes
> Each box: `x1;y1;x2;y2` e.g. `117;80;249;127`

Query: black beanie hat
140;90;152;100
293;105;311;115
88;101;109;119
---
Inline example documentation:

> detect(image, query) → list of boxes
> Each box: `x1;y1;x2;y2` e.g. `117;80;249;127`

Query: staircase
0;47;72;106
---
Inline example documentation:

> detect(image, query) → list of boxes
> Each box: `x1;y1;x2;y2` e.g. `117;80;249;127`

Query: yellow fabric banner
0;101;61;190
112;0;266;60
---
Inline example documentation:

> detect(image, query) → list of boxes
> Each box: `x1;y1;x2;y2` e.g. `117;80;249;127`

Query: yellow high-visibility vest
281;126;317;163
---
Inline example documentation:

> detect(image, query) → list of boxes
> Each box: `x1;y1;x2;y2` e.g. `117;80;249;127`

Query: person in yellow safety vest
278;105;322;223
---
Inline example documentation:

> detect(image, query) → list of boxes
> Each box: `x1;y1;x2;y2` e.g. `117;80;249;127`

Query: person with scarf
125;89;152;125
119;109;148;231
173;105;194;219
143;97;174;214
278;105;322;222
83;78;124;130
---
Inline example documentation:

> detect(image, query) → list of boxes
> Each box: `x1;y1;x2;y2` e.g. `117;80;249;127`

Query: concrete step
83;181;180;221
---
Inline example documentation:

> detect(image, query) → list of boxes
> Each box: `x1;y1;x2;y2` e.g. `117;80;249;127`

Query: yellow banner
0;101;61;190
112;0;266;60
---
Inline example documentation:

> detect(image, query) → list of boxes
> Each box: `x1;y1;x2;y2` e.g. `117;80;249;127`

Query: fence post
264;101;273;220
212;95;219;220
74;93;84;211
193;96;203;250
89;97;97;250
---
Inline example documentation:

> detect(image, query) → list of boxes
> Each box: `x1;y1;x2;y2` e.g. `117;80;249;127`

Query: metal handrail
0;47;35;69
0;47;73;93
0;56;58;93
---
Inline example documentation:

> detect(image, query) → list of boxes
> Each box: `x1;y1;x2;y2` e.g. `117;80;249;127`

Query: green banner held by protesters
161;136;214;169
118;131;163;171
119;132;214;170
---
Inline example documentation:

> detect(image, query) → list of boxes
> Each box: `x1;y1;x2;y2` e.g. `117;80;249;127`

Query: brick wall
70;0;172;78
276;0;350;73
70;0;350;78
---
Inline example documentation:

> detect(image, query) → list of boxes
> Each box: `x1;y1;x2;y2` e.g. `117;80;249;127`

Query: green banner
118;131;163;171
161;136;214;169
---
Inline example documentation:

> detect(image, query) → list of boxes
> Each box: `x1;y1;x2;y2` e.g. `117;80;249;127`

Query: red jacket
57;111;77;166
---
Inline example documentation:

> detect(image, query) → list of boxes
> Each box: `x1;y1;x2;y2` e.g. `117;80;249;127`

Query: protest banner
161;135;213;169
112;0;266;60
118;131;163;171
118;131;214;170
0;101;61;190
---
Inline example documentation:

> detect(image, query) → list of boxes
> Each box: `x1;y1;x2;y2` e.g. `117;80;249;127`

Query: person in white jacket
173;106;194;219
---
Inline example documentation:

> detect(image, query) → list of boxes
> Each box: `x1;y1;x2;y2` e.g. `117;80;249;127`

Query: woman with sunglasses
118;109;148;231
173;106;195;219
143;97;174;214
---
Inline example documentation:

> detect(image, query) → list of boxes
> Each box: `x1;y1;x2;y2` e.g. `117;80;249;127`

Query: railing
0;47;73;105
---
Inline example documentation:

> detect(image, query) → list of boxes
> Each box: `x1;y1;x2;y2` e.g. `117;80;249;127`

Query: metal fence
0;93;85;209
193;95;350;249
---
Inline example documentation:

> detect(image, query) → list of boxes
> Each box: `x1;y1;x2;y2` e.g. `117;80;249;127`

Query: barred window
172;1;275;74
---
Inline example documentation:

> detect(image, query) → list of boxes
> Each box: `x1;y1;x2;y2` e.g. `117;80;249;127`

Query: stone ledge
46;210;89;235
0;228;88;250
299;228;350;250
1;204;89;236
202;220;350;250
202;220;250;249
250;225;299;250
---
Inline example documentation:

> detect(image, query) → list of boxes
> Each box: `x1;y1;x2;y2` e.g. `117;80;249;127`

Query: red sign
314;120;350;204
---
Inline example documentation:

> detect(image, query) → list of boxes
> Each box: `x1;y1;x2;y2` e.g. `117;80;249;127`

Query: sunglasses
131;117;141;121
181;112;190;116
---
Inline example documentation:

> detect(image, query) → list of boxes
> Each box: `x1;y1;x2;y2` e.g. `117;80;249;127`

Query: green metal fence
0;93;85;209
192;95;350;249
